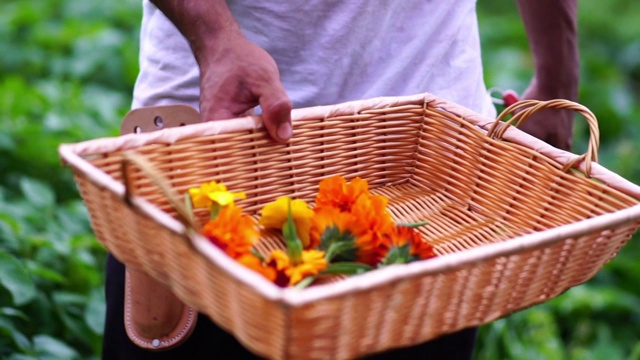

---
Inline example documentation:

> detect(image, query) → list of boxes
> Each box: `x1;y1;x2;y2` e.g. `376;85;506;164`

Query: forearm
149;0;243;63
516;0;579;99
149;0;292;141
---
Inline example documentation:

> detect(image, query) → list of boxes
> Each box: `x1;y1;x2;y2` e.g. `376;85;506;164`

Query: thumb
260;86;292;143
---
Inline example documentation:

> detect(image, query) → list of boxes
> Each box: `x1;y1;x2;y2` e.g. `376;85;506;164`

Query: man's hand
197;34;293;143
516;0;578;151
150;0;292;143
518;78;575;151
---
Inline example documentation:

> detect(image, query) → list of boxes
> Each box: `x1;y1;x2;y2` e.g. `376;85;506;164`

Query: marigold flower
201;204;258;259
315;176;370;213
268;249;328;286
259;197;314;247
237;253;277;282
189;180;246;209
379;226;436;265
350;194;396;265
310;206;357;248
390;226;436;260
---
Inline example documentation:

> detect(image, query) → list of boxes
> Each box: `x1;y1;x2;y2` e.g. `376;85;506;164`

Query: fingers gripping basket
58;93;640;359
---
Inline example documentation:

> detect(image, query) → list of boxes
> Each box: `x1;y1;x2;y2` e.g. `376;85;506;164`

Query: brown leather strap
120;105;201;350
121;104;200;134
124;269;197;350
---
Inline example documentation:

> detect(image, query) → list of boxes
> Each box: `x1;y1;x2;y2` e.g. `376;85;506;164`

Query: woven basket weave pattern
62;94;640;359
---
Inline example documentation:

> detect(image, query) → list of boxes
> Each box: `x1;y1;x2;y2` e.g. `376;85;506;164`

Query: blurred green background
0;0;638;359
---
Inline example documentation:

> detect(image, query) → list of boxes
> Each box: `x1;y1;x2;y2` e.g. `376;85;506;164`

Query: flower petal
259;197;314;247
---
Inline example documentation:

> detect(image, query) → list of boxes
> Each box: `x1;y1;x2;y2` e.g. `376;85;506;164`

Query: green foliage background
476;2;640;359
0;0;638;359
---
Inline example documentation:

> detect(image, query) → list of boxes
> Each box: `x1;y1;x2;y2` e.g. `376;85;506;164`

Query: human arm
515;0;579;151
149;0;293;142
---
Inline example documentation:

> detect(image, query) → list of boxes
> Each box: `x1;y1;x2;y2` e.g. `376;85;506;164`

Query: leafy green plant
0;0;139;358
0;178;107;359
475;1;640;359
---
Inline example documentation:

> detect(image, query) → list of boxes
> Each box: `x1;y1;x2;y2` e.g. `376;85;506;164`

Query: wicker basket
58;93;640;359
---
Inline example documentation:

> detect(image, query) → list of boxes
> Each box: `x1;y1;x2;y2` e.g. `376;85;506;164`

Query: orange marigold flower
310;206;357;247
350;194;396;265
268;249;328;286
237;253;277;282
389;226;436;260
259;197;314;248
379;226;436;265
315;176;370;213
354;232;389;265
201;204;258;259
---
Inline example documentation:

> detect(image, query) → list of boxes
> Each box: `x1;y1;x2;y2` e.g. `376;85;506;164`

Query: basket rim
59;92;640;198
57;91;640;307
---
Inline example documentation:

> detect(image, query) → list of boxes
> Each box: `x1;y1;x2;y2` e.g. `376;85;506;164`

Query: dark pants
103;254;477;359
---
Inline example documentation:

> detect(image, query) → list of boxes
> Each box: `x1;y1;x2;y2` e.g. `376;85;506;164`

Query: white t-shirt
133;0;496;118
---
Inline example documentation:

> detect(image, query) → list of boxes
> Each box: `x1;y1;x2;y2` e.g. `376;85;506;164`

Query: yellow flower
269;249;328;286
188;180;246;209
259;197;314;248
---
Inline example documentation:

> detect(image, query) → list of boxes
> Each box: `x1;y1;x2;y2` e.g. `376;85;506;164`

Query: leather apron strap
120;105;201;350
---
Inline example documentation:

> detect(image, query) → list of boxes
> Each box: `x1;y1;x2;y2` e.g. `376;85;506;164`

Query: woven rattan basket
59;93;640;359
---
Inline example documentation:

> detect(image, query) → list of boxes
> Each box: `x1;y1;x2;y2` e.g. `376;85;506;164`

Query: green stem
397;221;429;228
251;248;265;262
210;203;221;220
325;241;355;262
294;276;316;289
283;198;303;264
322;262;374;275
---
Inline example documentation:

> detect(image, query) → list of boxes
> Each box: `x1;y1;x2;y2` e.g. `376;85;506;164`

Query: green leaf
52;291;86;306
325;241;357;262
83;290;105;335
6;354;38;360
322;262;374;275
19;177;55;208
0;251;36;305
33;334;79;360
55;203;91;236
379;244;415;266
282;199;303;264
0;317;32;351
26;262;66;284
629;340;640;360
0;307;28;320
319;225;357;262
0;132;16;151
0;217;19;250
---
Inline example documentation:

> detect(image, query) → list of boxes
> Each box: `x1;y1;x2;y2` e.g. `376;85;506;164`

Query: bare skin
516;0;579;151
150;0;579;151
150;0;292;143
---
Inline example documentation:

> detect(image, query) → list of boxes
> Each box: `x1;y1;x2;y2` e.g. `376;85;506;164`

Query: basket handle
487;99;600;176
121;151;197;233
